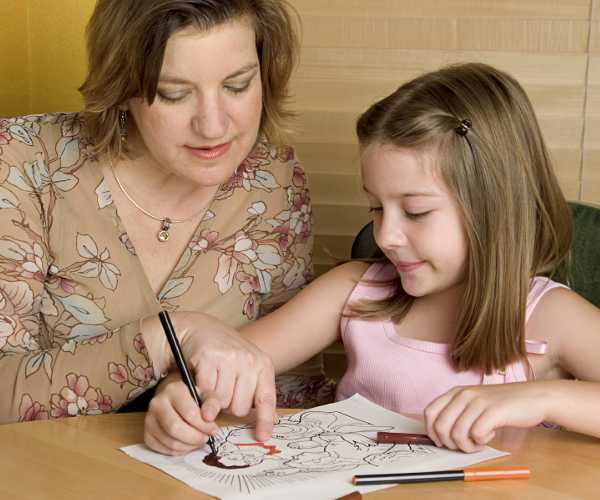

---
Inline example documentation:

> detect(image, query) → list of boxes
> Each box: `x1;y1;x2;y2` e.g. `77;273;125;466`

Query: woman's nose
192;95;228;139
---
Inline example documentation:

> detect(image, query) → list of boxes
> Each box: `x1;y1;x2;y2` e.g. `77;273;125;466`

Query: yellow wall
0;1;30;116
0;0;94;116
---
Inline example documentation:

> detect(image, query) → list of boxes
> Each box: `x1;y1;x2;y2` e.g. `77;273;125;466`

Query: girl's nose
375;215;408;250
192;95;228;139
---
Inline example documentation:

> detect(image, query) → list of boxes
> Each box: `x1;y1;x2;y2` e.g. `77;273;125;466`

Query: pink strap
525;339;547;354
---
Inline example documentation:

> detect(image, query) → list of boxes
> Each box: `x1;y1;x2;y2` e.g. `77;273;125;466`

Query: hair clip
455;119;472;136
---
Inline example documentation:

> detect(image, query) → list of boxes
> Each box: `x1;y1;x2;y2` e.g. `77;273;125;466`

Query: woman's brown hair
354;62;572;373
79;0;299;158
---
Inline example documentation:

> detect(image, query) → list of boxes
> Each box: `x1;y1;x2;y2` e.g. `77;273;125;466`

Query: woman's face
127;17;263;187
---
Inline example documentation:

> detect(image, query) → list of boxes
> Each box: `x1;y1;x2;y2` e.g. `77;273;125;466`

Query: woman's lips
186;141;231;160
396;261;425;273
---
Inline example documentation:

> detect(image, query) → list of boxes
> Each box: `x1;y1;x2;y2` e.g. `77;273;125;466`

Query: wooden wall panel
289;0;597;273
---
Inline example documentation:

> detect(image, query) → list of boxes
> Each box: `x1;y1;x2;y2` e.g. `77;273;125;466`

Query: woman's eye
157;91;187;103
225;81;251;94
368;207;383;213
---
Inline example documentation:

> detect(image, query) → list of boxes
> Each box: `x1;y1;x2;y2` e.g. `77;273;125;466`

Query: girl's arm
526;287;600;436
241;261;369;374
425;288;600;452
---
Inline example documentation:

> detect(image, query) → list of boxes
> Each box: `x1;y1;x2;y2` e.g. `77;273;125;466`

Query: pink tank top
336;262;567;415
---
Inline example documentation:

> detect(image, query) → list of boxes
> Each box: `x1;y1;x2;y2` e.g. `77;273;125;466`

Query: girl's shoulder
527;277;600;347
526;276;569;322
334;260;396;305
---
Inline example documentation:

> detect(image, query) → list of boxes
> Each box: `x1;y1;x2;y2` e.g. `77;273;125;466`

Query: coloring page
122;394;508;499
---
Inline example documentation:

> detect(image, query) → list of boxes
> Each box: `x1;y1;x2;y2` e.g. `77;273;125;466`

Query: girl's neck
396;283;464;344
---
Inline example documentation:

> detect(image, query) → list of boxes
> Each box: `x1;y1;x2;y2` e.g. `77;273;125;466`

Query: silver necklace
110;162;205;242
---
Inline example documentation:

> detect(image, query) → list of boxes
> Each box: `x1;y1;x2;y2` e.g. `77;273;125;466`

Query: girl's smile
361;144;469;298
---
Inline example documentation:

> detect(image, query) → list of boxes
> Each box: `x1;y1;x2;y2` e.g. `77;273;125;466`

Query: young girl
145;62;600;455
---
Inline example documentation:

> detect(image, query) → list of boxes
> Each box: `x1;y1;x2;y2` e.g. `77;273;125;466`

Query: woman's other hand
144;372;220;455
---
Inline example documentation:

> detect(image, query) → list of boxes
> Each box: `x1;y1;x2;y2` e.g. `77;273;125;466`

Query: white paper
122;394;508;499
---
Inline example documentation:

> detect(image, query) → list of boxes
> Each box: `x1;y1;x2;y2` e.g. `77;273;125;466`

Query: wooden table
1;411;599;499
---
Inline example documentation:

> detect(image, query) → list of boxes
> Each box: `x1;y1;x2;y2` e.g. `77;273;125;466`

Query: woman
0;0;330;434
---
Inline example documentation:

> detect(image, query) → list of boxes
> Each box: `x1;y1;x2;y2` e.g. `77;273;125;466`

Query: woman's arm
241;260;369;373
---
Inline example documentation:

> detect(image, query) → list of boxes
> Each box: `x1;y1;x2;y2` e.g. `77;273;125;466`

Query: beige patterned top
0;113;323;424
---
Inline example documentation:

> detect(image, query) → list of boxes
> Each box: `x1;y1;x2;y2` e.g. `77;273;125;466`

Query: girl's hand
424;382;551;453
144;373;220;455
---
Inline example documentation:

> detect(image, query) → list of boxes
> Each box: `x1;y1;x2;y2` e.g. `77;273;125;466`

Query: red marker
352;466;531;485
376;432;436;446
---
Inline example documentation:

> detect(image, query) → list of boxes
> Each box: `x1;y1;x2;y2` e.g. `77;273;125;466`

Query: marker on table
352;466;530;486
158;310;217;455
376;432;436;446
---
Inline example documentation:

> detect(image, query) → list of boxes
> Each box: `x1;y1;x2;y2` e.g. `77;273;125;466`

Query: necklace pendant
157;218;171;242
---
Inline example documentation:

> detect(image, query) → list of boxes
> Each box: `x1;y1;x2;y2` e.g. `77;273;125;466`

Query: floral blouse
0;113;331;424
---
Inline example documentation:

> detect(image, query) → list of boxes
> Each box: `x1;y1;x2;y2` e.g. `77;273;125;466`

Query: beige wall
288;0;600;273
0;1;598;274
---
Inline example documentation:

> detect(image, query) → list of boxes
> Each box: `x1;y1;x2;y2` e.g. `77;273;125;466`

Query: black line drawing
177;409;436;494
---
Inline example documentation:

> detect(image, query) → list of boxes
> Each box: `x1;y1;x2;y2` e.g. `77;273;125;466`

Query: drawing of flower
0;314;15;349
18;394;49;422
190;229;219;252
50;373;114;417
75;233;121;290
0;238;46;282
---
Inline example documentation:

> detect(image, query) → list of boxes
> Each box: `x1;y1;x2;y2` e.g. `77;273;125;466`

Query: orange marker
352;466;530;485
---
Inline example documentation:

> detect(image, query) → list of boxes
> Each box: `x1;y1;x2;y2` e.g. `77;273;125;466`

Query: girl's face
126;16;263;187
361;144;468;298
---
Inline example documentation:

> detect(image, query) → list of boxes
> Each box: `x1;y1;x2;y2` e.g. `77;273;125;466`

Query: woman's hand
144;372;220;455
141;311;277;451
424;382;552;453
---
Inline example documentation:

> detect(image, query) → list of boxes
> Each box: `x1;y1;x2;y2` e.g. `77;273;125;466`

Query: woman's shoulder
246;138;302;177
0;112;85;160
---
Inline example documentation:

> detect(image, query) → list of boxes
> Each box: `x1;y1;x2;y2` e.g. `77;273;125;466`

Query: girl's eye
157;91;188;103
405;210;431;219
224;81;251;94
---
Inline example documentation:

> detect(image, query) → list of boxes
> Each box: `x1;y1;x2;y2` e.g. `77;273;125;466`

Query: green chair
568;201;600;308
350;201;600;308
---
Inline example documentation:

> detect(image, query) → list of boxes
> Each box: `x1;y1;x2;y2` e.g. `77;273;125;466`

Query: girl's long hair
353;62;572;373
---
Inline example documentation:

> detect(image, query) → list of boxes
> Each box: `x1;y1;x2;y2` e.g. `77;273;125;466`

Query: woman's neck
109;153;219;221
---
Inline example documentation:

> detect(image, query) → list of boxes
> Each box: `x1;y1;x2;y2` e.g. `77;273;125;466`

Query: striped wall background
287;0;599;275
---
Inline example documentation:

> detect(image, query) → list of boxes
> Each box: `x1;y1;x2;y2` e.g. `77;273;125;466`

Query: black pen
158;310;217;455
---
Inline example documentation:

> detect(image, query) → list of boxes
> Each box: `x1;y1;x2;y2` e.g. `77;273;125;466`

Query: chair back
569;201;600;307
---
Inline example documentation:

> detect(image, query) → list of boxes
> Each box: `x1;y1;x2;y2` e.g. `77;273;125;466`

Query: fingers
425;387;487;453
253;367;277;442
470;409;500;445
144;378;219;456
424;388;457;448
213;367;236;409
199;390;222;423
447;400;487;453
